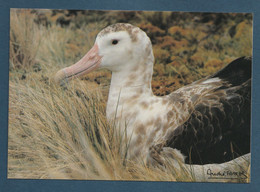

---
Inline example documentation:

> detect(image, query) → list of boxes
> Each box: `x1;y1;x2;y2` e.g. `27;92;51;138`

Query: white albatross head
55;23;154;83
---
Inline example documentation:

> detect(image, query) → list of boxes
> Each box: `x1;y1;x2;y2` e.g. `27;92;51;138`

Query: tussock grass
9;79;122;180
8;9;250;182
8;73;193;181
9;9;41;70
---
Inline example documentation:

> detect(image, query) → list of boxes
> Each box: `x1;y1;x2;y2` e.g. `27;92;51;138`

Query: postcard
8;8;252;183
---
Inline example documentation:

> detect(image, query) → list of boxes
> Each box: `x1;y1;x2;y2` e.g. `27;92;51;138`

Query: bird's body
55;23;251;165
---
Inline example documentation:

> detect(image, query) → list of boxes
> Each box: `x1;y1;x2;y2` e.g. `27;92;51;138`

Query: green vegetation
8;9;252;181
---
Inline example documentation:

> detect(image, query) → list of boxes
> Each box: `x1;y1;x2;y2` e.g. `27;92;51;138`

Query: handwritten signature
207;168;248;179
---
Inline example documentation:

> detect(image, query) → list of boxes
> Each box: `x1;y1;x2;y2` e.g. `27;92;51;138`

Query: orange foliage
168;26;187;36
204;59;224;73
156;36;175;48
190;54;204;66
138;23;164;35
223;57;237;65
234;21;247;39
153;46;170;62
172;39;189;49
169;60;182;68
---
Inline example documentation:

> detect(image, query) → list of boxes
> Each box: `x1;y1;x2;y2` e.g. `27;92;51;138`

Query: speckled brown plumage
98;23;139;42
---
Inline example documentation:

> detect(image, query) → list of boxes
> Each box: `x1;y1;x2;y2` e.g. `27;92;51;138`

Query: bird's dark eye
112;39;119;45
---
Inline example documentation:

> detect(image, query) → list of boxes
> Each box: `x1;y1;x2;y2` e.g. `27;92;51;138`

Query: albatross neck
106;57;154;119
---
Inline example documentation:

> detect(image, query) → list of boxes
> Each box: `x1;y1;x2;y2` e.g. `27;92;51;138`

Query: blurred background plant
8;9;252;181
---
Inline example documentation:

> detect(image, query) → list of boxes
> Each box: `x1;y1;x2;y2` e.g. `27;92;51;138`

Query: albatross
55;23;251;165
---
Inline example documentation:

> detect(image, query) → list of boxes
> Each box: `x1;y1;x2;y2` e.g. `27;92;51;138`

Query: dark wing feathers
211;56;252;86
166;57;251;164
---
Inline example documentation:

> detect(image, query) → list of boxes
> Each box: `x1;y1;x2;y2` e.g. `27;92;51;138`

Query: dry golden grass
8;9;251;182
8;65;193;181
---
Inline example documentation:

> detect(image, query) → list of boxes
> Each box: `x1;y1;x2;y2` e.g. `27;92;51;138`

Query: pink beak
55;43;102;84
